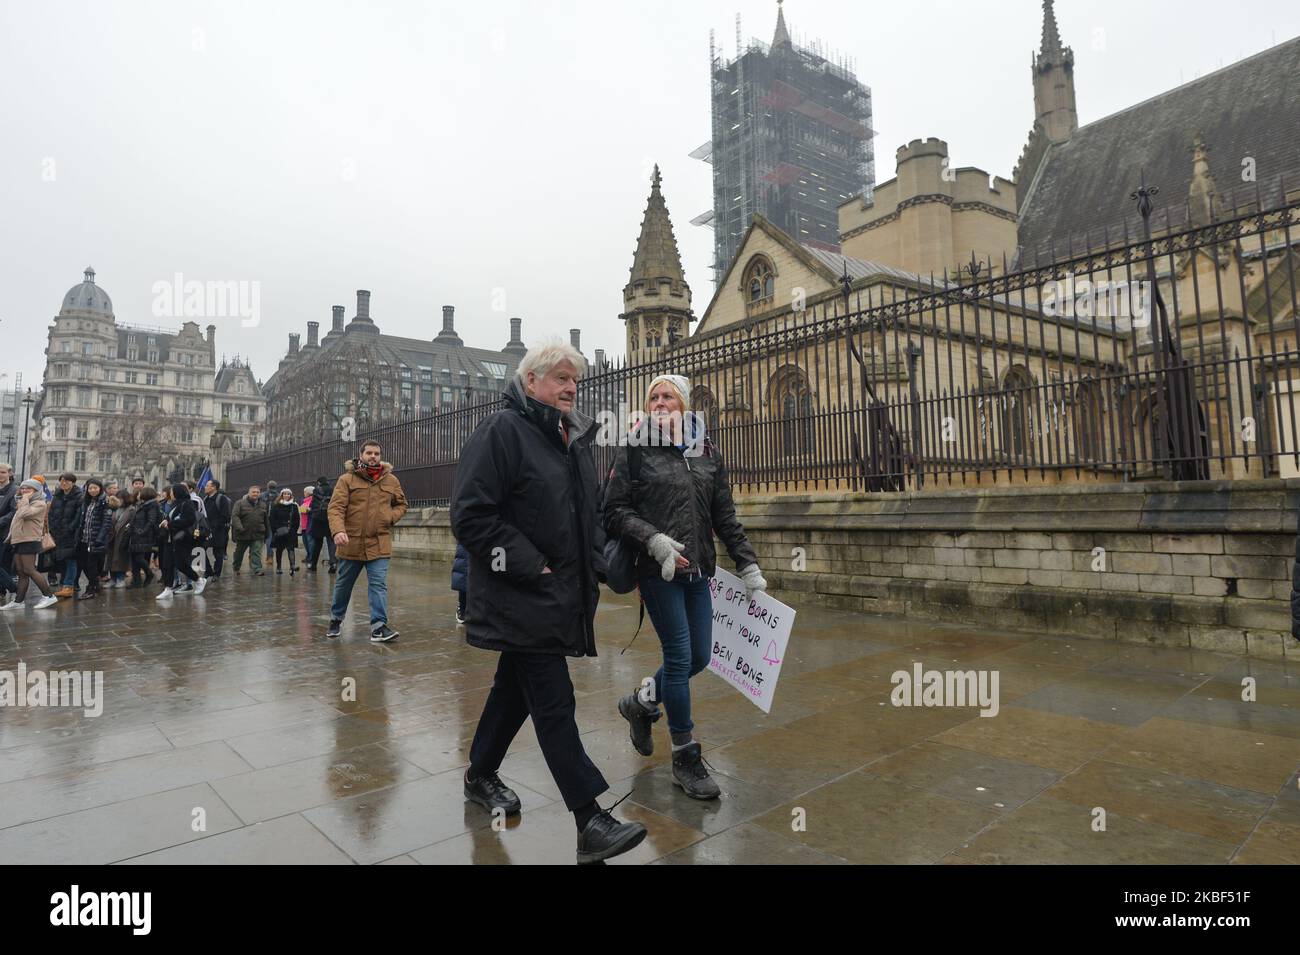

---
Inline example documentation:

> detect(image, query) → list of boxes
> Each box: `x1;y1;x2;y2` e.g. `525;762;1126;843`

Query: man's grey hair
516;340;587;384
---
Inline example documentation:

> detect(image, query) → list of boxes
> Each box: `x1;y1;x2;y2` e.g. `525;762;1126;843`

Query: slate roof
1017;36;1300;262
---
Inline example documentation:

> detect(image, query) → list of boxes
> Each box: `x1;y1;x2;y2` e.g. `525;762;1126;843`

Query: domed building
29;267;267;487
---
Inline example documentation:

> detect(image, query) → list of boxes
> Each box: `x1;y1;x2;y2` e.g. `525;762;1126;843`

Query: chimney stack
356;290;371;321
206;324;216;344
434;304;463;345
570;329;581;352
307;321;319;347
288;333;300;355
502;316;526;356
595;348;605;370
332;305;345;333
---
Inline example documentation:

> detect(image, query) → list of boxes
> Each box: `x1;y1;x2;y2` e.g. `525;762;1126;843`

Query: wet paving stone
2;559;1298;863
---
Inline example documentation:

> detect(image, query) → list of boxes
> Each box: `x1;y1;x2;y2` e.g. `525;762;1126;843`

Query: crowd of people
1;341;770;864
0;468;344;609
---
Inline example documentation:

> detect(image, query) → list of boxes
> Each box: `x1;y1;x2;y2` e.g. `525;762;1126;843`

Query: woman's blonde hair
643;374;691;415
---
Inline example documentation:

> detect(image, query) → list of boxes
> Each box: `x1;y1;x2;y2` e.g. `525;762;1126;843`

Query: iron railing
229;191;1300;498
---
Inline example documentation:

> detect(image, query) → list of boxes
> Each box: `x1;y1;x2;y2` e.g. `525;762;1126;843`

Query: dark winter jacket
128;500;163;554
451;542;469;593
602;412;757;581
165;490;198;544
204;491;232;531
0;481;17;542
49;485;84;558
308;487;333;536
231;494;268;542
451;376;604;657
78;494;113;554
269;501;300;547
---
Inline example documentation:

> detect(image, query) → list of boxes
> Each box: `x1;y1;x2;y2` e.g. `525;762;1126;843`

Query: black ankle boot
672;742;721;800
618;692;660;757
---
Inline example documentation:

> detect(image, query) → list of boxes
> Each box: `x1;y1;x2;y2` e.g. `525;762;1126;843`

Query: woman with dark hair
107;491;135;587
75;478;112;600
126;486;160;589
158;483;203;599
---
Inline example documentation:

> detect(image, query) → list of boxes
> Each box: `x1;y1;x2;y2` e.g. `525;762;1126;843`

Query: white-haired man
452;341;647;864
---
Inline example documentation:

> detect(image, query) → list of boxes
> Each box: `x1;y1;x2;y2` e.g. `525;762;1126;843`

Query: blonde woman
1;480;59;610
602;373;765;799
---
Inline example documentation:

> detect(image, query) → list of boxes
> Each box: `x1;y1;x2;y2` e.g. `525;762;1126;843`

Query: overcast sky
3;0;1297;393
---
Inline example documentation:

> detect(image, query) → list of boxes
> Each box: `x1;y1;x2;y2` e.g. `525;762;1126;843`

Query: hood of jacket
502;375;596;445
343;459;394;481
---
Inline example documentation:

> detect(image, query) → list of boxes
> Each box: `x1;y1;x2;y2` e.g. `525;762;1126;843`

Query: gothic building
626;4;1300;490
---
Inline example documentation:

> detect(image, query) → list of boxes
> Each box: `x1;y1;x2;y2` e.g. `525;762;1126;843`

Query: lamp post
19;389;34;480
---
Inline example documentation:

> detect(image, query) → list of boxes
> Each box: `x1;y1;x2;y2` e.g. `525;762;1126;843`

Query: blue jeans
639;573;714;736
304;534;318;566
331;557;390;626
61;557;79;588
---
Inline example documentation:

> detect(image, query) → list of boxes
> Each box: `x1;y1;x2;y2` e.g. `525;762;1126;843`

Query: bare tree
90;416;187;480
268;339;404;449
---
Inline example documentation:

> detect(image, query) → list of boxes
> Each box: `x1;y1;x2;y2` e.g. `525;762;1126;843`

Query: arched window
768;365;813;458
691;385;719;434
1001;366;1036;459
1072;377;1105;462
742;256;776;306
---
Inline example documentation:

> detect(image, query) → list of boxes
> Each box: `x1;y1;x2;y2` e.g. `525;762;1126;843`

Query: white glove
647;533;686;581
739;563;767;596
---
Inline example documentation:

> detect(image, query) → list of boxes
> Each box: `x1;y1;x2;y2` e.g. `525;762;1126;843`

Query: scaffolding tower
693;10;874;287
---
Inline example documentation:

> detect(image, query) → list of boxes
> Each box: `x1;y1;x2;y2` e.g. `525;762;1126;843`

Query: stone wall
390;479;1300;658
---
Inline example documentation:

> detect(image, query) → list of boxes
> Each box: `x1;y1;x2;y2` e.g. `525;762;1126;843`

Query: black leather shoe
576;810;647;864
464;771;521;814
618;692;660;757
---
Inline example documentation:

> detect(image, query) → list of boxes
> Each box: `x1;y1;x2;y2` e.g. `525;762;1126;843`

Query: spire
627;165;687;288
1031;0;1077;144
1039;0;1062;57
772;0;792;49
1188;133;1224;227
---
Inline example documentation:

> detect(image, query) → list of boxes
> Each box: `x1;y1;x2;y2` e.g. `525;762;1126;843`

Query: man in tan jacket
326;439;407;641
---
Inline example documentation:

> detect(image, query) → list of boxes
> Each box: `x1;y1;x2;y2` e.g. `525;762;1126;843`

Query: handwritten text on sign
708;567;795;713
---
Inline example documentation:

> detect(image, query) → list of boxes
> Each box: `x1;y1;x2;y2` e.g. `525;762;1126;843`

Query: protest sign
707;566;795;713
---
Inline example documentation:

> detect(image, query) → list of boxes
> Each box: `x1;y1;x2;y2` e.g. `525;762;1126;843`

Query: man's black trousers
468;650;608;812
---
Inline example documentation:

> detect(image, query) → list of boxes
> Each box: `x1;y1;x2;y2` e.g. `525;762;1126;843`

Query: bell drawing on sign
763;640;782;667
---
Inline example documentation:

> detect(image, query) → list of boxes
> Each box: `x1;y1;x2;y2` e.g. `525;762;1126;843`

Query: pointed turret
1032;0;1078;145
772;0;792;49
621;165;693;363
